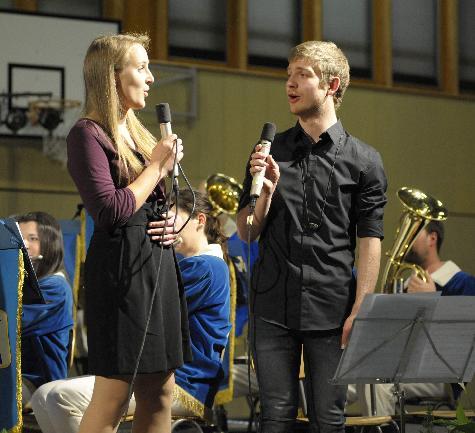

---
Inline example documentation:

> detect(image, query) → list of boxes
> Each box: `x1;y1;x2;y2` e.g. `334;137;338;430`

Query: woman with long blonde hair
66;33;191;433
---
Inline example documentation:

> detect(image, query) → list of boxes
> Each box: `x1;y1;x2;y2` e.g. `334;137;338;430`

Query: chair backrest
59;207;94;370
213;255;237;406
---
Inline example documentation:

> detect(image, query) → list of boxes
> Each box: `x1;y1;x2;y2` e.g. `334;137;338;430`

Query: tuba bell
205;173;243;217
381;187;448;293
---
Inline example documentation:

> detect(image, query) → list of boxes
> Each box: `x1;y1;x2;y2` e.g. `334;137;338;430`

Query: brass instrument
381;187;448;293
205;173;243;217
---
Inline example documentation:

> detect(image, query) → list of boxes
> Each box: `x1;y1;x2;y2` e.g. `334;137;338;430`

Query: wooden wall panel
372;0;392;86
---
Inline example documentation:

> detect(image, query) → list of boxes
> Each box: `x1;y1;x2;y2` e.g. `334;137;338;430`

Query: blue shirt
22;274;73;388
175;252;231;408
439;272;475;296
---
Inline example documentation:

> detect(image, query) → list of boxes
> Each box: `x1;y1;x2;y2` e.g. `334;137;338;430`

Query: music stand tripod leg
370;383;377;416
394;383;406;433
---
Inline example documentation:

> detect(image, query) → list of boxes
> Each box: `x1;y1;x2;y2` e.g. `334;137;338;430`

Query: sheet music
0;218;43;304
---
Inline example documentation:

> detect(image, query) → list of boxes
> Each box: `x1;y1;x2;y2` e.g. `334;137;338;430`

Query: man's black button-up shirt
238;120;388;330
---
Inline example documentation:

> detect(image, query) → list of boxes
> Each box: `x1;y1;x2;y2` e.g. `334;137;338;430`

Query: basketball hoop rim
29;99;82;110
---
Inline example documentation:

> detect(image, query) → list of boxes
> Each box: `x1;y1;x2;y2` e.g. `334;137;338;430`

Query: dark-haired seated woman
16;211;73;410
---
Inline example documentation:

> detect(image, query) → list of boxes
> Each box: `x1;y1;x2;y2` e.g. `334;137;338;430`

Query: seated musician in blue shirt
405;220;475;296
173;190;232;410
31;190;231;433
16;211;74;409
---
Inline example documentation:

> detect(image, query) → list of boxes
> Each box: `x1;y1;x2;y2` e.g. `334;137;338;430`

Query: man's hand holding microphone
247;122;279;226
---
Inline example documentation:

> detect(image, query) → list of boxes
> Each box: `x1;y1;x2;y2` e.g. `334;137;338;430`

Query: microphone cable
121;137;195;423
245;221;259;431
245;202;262;432
170;161;196;236
243;122;275;431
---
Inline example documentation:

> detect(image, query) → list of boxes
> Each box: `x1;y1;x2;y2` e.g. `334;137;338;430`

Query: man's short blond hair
289;41;350;109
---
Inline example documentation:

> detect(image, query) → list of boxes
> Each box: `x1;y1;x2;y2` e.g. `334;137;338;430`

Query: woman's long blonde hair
83;33;156;182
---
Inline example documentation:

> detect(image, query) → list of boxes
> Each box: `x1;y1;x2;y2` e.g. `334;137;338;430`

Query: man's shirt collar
293;119;345;150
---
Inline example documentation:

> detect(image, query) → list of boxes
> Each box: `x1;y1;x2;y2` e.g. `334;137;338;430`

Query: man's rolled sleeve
356;152;388;239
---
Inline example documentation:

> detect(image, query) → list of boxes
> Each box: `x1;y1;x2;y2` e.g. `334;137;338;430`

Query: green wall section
1;68;474;275
339;87;475;277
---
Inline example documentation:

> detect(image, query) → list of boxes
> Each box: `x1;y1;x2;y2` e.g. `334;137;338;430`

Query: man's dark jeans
251;317;347;433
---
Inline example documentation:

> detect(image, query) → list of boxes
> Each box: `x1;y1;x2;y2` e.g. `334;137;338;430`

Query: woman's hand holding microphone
150;134;183;180
147;133;183;245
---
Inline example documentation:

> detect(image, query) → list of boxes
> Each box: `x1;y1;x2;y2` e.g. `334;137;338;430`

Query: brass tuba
381;187;448;293
205;173;243;217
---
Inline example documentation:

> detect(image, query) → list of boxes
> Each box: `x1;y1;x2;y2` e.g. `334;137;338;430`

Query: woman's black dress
67;119;191;376
85;202;191;376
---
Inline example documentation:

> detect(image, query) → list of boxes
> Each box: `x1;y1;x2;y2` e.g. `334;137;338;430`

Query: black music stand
333;293;475;433
0;218;43;304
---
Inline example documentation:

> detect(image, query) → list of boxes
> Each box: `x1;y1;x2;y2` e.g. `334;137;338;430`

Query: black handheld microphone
249;122;276;214
156;103;179;181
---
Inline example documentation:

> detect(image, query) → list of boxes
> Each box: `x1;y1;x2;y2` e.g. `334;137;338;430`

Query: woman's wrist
148;160;167;182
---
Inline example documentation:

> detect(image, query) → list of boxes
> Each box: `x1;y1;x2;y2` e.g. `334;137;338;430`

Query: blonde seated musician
31;190;232;433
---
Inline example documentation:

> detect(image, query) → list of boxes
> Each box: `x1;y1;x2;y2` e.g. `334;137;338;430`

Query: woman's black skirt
84;202;191;376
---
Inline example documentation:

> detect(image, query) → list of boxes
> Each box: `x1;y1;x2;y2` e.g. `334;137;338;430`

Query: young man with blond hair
237;40;388;433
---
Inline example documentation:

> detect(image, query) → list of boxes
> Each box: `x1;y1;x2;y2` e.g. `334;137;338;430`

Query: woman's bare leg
78;376;131;433
132;371;175;433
